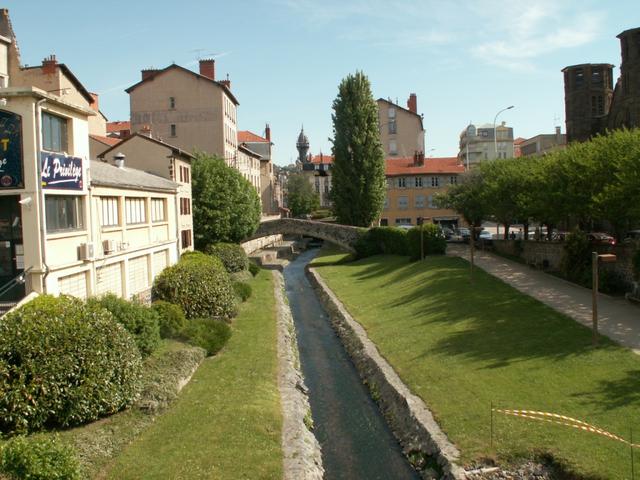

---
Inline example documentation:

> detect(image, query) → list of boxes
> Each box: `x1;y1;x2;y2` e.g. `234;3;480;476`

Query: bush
0;295;141;434
180;318;232;356
152;252;237;320
151;301;186;339
233;281;252;302
0;436;82;480
248;261;261;277
354;227;409;258
88;294;160;357
407;224;447;260
560;229;591;283
205;242;249;273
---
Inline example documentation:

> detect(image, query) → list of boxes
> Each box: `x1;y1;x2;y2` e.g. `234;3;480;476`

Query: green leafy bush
180;318;232;356
151;301;186;339
205;242;249;273
407;224;447;260
560;229;591;283
0;436;82;480
0;295;141;434
248;261;261;277
354;227;409;258
88;293;160;357
233;281;252;302
152;252;237;320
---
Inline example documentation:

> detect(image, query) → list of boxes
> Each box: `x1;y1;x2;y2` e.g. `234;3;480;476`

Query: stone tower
562;63;614;143
296;127;309;163
607;27;640;130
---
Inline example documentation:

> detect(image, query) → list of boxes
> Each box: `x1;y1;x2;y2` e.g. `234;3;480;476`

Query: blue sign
0;110;24;189
40;152;83;190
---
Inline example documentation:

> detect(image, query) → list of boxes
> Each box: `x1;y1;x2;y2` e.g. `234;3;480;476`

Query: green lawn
314;252;640;479
105;269;283;479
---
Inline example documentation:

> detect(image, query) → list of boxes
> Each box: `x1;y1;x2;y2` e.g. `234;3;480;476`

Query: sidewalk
447;244;640;353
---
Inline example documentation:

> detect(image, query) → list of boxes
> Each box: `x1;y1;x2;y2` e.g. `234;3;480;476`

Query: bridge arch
243;218;361;253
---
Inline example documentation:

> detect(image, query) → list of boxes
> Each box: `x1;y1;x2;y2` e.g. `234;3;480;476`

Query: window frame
45;195;84;233
100;196;120;227
125;197;147;225
151;198;166;223
42;111;69;153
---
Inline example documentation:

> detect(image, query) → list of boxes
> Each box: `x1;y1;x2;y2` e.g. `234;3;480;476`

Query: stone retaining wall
307;267;466;480
241;234;283;255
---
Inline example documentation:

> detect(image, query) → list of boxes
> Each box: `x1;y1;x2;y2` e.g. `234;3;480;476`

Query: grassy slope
106;270;282;479
315;253;640;479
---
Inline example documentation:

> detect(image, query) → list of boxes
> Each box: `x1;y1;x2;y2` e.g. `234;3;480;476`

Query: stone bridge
244;218;362;252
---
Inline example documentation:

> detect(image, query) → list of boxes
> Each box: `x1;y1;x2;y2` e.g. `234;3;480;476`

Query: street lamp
493;105;514;159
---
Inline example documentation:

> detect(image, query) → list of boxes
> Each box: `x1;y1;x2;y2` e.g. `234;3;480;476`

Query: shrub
89;293;160;357
233;281;252;302
248;261;261;277
560;229;591;283
0;436;82;480
407;224;447;260
205;242;249;273
0;295;141;434
151;300;186;339
180;318;232;356
152;252;237;320
354;227;409;258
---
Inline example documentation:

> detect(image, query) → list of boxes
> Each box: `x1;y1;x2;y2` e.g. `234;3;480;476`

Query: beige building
237;144;262;194
459;122;515;167
377;95;425;158
98;133;194;253
127;60;239;165
0;9;185;309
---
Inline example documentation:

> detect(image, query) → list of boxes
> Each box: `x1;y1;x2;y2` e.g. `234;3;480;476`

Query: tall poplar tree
331;71;386;226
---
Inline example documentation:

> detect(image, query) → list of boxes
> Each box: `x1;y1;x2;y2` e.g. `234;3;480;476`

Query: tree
286;173;320;217
330;71;386;227
191;153;261;248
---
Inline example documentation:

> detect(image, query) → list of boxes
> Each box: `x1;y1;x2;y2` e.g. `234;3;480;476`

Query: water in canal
284;248;420;480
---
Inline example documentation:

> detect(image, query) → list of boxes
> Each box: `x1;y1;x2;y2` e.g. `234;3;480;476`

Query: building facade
458;122;514;167
377;95;425;158
519;127;566;156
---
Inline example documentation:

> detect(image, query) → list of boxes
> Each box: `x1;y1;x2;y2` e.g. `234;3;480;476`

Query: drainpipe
34;98;49;293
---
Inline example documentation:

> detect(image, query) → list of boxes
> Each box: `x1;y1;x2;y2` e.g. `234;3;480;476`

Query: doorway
0;195;24;301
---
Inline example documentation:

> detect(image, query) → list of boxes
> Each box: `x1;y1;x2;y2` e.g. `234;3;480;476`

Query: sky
4;1;639;165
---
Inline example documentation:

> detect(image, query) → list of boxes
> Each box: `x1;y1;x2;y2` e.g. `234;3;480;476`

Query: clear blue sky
4;1;639;165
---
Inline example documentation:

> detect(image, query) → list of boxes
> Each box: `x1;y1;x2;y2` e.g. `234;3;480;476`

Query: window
380;218;388;226
125;198;146;224
415;195;425;208
151;198;166;222
169;97;176;109
395;218;411;225
398;196;408;210
45;195;84;232
388;107;396;119
324;183;329;194
397;177;406;188
428;195;435;208
315;178;320;193
575;68;584;87
179;165;190;184
383;197;389;209
591;69;602;86
415;177;423;187
450;176;457;185
42;112;68;152
180;197;191;215
597;95;604;115
101;197;119;227
389;140;397;155
431;176;440;187
181;229;192;248
388;120;397;134
170;124;177;137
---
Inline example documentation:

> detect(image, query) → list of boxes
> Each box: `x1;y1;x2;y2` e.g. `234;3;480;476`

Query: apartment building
127;59;239;164
377;94;425;158
237;143;262;194
458;122;514;167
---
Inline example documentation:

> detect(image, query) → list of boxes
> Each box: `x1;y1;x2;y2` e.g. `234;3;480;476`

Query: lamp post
592;252;617;346
493;105;514;159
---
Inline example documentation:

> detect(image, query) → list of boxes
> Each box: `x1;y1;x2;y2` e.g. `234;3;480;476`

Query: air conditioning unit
103;239;117;254
78;243;95;261
118;241;129;251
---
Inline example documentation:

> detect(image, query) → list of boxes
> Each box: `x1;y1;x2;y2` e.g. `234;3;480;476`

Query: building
295;127;333;208
382;154;465;229
127;60;239;164
519;127;567;156
0;9;185;307
458;122;514;167
377;95;425;158
106;120;131;139
89;133;120;160
513;137;526;158
563;27;640;143
97;133;194;253
237;143;262;193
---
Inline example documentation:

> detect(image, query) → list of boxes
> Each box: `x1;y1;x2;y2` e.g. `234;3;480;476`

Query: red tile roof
310;154;333;164
385;157;464;176
90;134;121;147
238;130;268;143
107;121;130;133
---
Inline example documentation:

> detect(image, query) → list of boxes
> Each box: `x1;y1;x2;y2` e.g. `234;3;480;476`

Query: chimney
113;152;125;169
199;59;215;80
265;123;271;142
555;126;562;142
141;68;158;81
407;93;417;114
89;92;99;112
42;54;57;75
220;73;231;89
413;150;424;166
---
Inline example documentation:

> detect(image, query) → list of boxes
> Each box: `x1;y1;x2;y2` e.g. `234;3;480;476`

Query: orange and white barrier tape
494;408;636;448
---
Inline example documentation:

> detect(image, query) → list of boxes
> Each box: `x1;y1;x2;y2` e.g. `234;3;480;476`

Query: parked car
457;227;471;243
440;226;454;240
623;230;640;244
478;230;493;241
551;231;570;242
587;232;616;246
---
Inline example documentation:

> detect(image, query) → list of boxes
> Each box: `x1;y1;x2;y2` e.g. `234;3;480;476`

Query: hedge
152;252;237;320
180;318;232;356
233;281;253;302
406;224;447;260
151;300;187;339
205;242;249;273
0;295;141;434
0;436;82;480
354;227;409;258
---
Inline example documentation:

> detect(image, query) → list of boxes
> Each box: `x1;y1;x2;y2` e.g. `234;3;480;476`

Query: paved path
447;244;640;353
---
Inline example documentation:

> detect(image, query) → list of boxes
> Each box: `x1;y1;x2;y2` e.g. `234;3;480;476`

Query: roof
377;98;424;131
561;63;614;72
89;134;121;147
22;63;95;105
98;132;195;161
90;160;179;192
125;63;239;105
513;137;527;145
107;121;130;133
310;154;333;165
385;157;464;176
238;130;268;143
238;143;262;158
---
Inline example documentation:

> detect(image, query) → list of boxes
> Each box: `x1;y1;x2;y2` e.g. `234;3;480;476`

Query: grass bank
105;269;282;479
314;252;640;479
